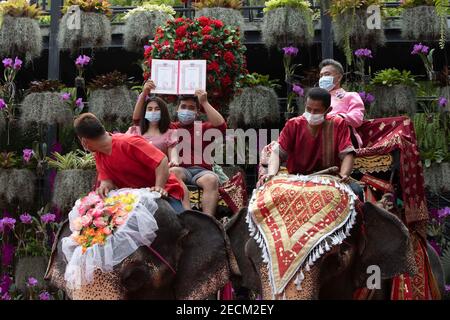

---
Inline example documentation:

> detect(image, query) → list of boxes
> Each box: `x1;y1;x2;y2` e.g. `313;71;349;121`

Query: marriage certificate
151;59;206;95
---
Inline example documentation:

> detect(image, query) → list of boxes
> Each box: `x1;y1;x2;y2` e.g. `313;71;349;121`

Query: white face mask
303;111;325;126
319;76;335;91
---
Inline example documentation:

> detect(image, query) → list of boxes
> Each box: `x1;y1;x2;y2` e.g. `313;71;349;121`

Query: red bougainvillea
143;16;248;109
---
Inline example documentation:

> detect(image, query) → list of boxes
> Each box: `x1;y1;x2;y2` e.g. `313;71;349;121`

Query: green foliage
399;0;437;8
0;0;42;20
329;0;383;17
62;0;112;16
413;113;450;167
242;73;280;89
47;150;95;170
0;151;20;168
371;68;417;87
193;0;243;10
435;0;448;49
263;0;311;13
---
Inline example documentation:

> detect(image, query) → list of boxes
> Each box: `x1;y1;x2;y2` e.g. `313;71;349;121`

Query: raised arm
132;80;156;125
195;89;225;127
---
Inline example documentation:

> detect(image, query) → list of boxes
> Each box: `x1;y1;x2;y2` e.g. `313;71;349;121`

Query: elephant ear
175;210;234;300
355;202;416;286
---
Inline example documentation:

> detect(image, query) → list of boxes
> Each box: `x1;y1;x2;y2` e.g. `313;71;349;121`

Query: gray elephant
45;199;238;300
226;202;430;300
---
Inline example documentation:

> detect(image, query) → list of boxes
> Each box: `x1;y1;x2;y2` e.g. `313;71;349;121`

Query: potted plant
400;0;448;47
87;71;138;127
124;3;175;53
228;73;280;128
193;0;245;39
47;150;96;213
145;16;247;109
330;0;385;65
13;208;59;295
0;0;43;62
369;68;418;117
261;0;314;48
0;150;36;208
58;0;112;53
19;80;73;127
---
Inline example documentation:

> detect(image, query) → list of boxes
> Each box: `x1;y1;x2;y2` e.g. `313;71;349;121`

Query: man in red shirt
170;90;226;216
73;113;185;213
262;88;360;197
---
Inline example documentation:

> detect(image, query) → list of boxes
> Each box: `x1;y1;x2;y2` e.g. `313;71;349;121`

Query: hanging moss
124;11;173;53
195;8;245;38
401;6;446;41
88;86;138;126
228;85;279;128
0;15;42;62
0;111;5;133
14;256;49;294
0;169;35;204
20;92;73;126
370;85;416;118
261;7;313;48
52;169;96;212
424;163;450;194
333;9;385;54
58;11;111;53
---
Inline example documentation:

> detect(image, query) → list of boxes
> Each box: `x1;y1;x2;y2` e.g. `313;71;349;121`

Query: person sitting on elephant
261;87;363;199
319;59;365;148
168;91;227;217
73;112;186;213
129;79;190;210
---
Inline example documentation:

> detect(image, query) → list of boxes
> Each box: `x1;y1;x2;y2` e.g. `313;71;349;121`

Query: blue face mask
145;111;161;123
178;110;196;125
319;76;335;91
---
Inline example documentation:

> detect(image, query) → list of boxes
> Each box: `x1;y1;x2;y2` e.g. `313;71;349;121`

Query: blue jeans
167;197;184;214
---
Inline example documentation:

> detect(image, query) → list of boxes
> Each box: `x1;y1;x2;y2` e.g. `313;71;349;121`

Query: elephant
226;201;421;300
44;198;239;300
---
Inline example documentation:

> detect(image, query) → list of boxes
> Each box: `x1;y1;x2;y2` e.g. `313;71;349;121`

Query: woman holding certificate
129;80;191;210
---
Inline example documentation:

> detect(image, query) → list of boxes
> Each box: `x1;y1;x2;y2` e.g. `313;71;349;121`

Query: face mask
145;111;161;123
178;110;196;125
319;76;335;91
303;111;325;126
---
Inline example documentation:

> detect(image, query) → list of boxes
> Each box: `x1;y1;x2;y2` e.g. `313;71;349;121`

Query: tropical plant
242;73;280;89
62;0;112;16
27;80;65;93
263;0;310;12
193;0;243;9
0;0;41;20
123;3;176;18
0;151;20;169
47;151;95;170
371;68;417;87
329;0;383;16
88;70;128;90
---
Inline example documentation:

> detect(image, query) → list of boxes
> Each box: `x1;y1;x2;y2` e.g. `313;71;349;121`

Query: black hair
307;87;331;110
140;96;171;134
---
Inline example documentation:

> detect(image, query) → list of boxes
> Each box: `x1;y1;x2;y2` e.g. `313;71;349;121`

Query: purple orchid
0;274;12;294
359;91;375;104
2;58;13;69
437;207;450;220
0;98;6;110
22;148;33;163
41;213;56;224
411;43;429;55
61;92;71;101
13;57;22;70
0;217;16;233
292;84;304;97
438;97;448;108
39;291;51;300
75;55;91;68
27;277;38;288
75;98;84;110
354;48;373;58
19;213;33;224
282;46;299;57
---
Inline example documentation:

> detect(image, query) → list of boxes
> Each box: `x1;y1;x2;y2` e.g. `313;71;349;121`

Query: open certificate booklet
151;59;207;95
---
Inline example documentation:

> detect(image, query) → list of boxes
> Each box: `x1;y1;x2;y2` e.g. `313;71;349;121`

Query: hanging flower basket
58;5;112;53
52;169;96;213
0;168;35;205
229;85;279;128
370;85;417;118
88;86;138;125
123;4;175;53
424;162;450;194
261;6;314;48
0;1;43;61
401;6;447;41
20;92;73;127
195;7;245;39
333;9;385;64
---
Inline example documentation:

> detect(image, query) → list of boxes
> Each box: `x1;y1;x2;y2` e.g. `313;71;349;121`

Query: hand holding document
151;59;206;95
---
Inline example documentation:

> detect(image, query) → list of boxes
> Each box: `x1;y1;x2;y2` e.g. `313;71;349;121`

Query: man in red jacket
74;113;185;213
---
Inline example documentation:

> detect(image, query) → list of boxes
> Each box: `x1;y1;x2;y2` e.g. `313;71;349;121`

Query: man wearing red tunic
263;88;357;190
73;113;185;213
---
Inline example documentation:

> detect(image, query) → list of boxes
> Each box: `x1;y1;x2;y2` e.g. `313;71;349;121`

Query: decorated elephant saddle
247;174;359;296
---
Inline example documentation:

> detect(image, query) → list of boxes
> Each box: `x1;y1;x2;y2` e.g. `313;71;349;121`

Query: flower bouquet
70;191;138;253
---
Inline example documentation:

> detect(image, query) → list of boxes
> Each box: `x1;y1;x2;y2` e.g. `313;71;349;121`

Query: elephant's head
44;199;237;300
228;202;417;300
